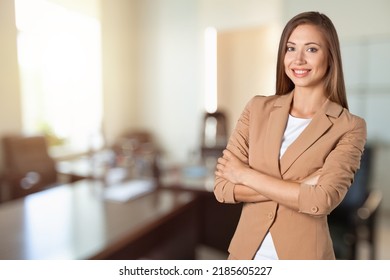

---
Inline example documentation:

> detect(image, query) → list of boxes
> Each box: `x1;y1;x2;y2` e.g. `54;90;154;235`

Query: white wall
132;0;203;164
282;0;390;40
199;0;282;31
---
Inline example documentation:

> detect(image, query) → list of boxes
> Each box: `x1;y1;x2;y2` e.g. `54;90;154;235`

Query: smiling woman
214;11;367;260
15;0;103;155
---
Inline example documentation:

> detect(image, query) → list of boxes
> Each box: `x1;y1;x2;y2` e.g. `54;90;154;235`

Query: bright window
204;27;217;113
15;0;103;156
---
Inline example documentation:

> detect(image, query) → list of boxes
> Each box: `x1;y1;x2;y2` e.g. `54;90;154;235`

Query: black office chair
328;145;382;259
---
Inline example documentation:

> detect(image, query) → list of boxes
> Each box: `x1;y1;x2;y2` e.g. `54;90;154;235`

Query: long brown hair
275;11;348;109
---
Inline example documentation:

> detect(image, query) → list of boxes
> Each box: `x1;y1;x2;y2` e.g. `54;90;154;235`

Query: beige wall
101;0;137;147
0;0;22;169
217;26;279;133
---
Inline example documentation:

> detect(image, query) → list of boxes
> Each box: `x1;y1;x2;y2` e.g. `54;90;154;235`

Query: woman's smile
292;68;311;77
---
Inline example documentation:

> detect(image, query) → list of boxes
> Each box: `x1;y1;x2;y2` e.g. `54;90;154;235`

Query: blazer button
311;206;319;213
267;212;274;219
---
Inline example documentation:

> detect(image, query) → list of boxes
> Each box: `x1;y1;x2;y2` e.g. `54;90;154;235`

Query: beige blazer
214;92;367;260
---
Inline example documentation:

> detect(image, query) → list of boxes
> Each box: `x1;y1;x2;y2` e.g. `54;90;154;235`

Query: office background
0;0;389;259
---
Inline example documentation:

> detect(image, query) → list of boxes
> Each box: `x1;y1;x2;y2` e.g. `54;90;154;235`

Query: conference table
0;179;199;260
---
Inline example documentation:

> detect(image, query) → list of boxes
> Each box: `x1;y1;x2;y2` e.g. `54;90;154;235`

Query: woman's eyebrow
305;42;321;46
287;41;321;46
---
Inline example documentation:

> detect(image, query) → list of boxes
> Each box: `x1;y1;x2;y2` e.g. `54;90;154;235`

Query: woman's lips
292;69;310;77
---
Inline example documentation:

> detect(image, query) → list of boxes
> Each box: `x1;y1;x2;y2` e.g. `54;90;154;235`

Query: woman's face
284;24;329;91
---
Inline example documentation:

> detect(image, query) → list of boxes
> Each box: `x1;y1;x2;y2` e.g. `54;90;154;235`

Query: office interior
0;0;389;260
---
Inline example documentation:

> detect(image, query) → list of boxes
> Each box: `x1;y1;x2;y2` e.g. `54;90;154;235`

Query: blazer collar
264;93;293;178
265;92;344;177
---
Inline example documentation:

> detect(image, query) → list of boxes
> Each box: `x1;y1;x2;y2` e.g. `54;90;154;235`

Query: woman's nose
294;51;306;65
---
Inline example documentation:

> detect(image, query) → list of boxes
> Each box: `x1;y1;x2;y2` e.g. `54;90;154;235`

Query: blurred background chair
200;111;228;160
328;144;383;259
1;135;63;201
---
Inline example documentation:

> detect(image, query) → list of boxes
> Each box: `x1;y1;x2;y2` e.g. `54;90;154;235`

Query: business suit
214;92;367;260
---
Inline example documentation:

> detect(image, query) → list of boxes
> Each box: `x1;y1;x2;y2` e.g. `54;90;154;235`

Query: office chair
200;111;228;159
1;135;62;201
328;145;382;259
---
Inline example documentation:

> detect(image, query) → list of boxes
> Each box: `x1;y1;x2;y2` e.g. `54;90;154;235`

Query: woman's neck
290;88;327;118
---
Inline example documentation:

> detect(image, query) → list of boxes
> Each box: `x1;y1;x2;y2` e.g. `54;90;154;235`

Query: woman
214;11;367;260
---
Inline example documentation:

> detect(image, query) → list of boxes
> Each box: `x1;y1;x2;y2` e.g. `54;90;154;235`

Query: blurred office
0;0;389;260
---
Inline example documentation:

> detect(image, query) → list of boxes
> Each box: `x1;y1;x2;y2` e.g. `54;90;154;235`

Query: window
15;0;103;156
204;27;217;113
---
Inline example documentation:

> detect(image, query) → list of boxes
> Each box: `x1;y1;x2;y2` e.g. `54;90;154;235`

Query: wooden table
0;179;199;260
160;164;242;252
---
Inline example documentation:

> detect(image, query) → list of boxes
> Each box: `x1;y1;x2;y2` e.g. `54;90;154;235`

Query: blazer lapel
280;99;343;175
264;93;293;178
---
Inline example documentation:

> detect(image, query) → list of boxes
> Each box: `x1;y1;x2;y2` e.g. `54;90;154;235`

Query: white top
254;114;311;260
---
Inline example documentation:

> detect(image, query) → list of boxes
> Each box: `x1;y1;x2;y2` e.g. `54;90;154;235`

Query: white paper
103;179;156;202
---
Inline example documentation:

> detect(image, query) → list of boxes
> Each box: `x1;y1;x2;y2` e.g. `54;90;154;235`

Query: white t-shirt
254;114;311;260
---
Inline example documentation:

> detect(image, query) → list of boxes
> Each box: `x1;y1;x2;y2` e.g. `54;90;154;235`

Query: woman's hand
215;149;249;185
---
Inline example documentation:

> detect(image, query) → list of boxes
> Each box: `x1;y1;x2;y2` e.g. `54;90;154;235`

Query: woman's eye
307;47;318;53
286;46;295;52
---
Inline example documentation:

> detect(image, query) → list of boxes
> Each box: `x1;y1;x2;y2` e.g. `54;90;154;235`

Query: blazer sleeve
214;97;253;204
298;116;367;217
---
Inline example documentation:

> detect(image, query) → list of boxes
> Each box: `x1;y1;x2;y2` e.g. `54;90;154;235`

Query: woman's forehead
288;24;326;45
